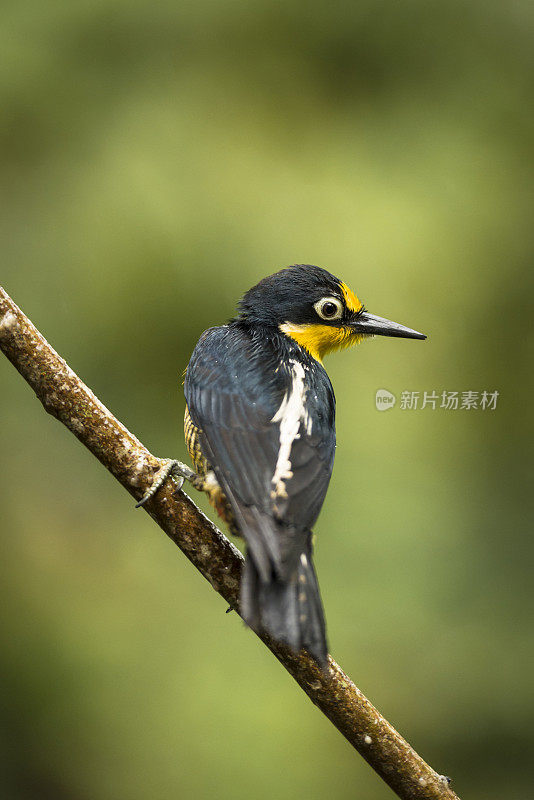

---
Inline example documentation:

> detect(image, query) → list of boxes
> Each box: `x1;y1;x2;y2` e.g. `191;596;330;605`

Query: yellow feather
280;323;364;364
340;282;363;313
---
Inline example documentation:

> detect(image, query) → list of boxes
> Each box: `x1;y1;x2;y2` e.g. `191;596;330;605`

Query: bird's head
238;264;426;363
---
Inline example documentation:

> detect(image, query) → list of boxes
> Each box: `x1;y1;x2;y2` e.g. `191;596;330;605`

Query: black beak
350;311;426;340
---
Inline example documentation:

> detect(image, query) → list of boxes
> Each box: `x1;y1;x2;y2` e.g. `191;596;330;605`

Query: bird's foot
135;459;198;508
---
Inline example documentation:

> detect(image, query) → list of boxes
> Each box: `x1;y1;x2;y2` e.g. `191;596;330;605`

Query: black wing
184;324;336;581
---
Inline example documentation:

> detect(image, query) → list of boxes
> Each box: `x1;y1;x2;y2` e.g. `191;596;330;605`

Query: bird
137;264;426;668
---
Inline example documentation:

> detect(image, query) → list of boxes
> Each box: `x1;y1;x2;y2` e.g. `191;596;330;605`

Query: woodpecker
137;265;426;667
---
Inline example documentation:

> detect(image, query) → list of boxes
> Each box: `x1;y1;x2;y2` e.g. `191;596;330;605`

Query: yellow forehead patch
340;282;363;313
280;322;364;364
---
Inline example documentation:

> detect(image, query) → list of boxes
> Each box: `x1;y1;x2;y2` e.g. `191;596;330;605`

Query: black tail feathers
240;535;328;668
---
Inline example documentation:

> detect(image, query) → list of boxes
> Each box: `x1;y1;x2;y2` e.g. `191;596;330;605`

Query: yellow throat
279;323;362;363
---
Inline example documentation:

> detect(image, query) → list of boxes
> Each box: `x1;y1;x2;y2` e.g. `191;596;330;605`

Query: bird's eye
314;297;343;321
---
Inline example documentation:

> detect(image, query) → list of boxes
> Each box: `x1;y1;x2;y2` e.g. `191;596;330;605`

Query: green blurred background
1;2;533;798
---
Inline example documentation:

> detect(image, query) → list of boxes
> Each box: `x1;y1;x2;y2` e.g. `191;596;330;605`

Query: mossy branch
0;286;460;800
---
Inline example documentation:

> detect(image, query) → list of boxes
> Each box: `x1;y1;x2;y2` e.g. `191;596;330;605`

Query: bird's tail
240;534;328;668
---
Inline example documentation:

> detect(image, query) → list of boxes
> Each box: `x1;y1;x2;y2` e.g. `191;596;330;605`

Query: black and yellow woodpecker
138;265;426;667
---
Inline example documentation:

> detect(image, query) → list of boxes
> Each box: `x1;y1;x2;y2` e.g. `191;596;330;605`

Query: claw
171;478;185;499
135;459;190;508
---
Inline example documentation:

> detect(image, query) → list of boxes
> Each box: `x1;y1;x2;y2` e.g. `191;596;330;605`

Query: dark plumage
185;319;335;665
138;264;426;667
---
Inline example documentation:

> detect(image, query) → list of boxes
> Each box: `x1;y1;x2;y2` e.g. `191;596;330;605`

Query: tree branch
0;286;460;800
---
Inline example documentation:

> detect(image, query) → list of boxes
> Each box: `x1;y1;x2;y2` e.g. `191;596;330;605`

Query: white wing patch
270;360;312;500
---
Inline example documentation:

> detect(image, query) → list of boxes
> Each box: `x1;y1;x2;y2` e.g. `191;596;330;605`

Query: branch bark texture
0;286;460;800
